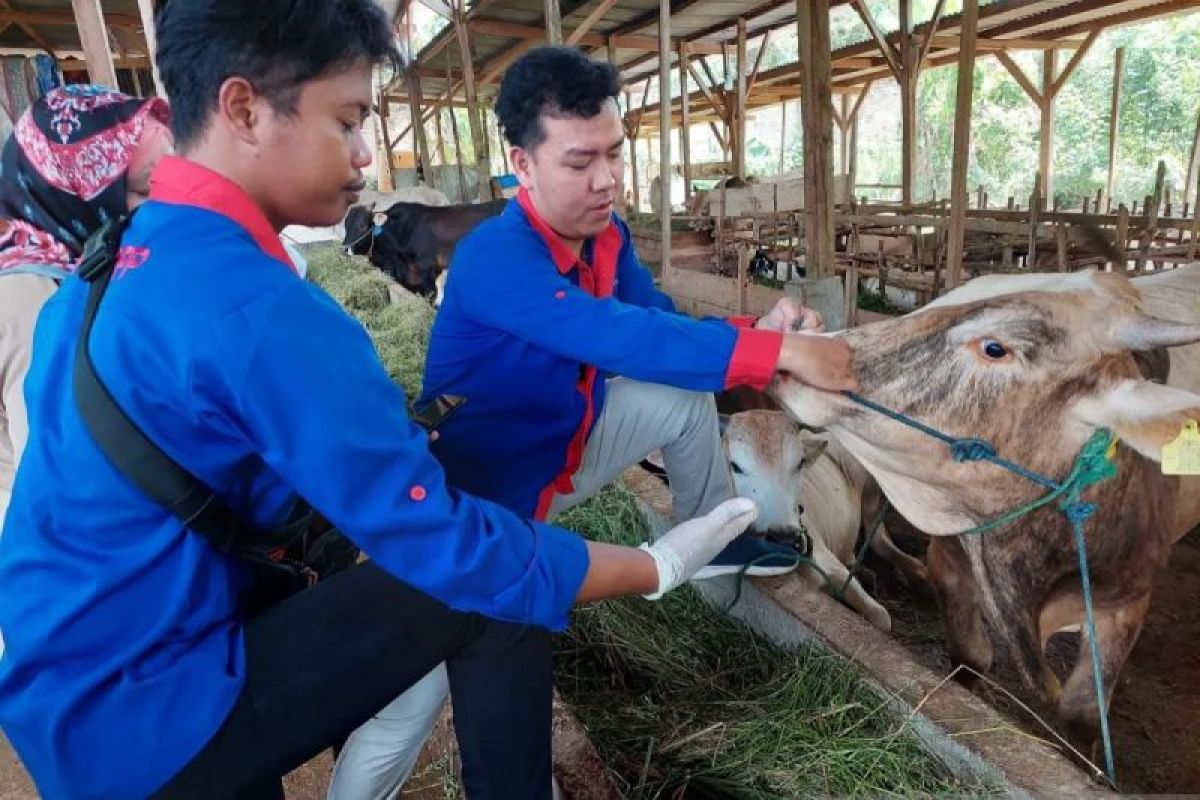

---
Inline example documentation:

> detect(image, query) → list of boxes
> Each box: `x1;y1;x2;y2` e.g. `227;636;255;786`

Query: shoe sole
691;562;798;580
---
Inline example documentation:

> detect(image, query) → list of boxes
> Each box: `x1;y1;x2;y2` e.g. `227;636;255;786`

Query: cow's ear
1071;379;1200;462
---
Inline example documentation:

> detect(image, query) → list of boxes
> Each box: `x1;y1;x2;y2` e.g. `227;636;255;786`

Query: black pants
152;562;553;799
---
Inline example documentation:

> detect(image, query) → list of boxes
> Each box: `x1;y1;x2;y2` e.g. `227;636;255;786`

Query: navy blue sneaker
692;534;801;580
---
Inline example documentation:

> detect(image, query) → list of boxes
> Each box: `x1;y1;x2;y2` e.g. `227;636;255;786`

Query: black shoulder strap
72;216;294;555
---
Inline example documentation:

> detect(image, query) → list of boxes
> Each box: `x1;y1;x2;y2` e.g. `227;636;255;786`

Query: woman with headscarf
0;84;172;527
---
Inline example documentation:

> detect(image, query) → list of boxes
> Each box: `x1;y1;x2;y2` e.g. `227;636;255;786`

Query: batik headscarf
0;84;170;279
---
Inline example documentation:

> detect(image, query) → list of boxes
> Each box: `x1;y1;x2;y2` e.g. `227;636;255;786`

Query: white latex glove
639;497;758;600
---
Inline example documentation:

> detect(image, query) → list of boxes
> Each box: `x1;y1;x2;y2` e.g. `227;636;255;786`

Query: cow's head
342;204;376;256
774;268;1200;535
722;410;827;542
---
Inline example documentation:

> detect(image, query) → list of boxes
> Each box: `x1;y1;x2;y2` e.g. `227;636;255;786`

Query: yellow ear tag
1106;437;1119;460
372;212;388;228
1161;420;1200;475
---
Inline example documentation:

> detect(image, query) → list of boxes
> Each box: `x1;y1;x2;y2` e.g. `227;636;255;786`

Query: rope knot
1062;501;1098;525
951;437;997;463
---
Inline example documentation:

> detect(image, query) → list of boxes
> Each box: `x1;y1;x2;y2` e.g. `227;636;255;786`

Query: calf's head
722;410;826;541
774;270;1200;534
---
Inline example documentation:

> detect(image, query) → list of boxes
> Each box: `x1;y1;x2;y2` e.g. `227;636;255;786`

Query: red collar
516;187;616;275
148;156;295;271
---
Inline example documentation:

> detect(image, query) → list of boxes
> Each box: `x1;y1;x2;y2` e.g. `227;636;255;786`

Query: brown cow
773;265;1200;754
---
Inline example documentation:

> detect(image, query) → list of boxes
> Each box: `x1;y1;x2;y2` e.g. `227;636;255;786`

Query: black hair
155;0;401;148
495;46;623;150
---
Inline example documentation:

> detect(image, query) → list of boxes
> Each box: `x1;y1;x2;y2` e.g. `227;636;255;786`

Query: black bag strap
71;215;300;556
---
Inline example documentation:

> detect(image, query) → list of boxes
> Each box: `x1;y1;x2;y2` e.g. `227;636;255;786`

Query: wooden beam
1050;28;1099;97
851;0;900;79
684;57;726;117
733;17;747;178
916;0;947;70
746;29;772;96
994;50;1042;105
0;9;139;27
70;0;118;88
566;0;619;45
849;79;872;123
678;39;692;202
945;0;978;289
478;39;539;85
1106;47;1125;206
798;0;834;277
1039;49;1056;199
659;0;672;289
415;0;454;20
929;34;1079;52
545;0;562;44
469;18;722;53
455;5;491;198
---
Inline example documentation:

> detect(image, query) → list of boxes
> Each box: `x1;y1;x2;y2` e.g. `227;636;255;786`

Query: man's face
253;61;373;228
512;98;625;243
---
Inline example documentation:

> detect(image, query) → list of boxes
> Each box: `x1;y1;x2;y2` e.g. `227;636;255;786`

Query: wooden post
376;92;395;192
71;0;119;88
797;0;834;277
899;0;917;206
839;93;851;177
136;0;165;96
627;89;641;212
1028;172;1041;269
455;4;492;199
1039;49;1057;202
944;0;977;290
434;109;448;164
1189;170;1200;261
403;18;435;186
1184;109;1200;207
545;0;562;45
659;0;672;289
733;18;748;178
779;100;787;174
1116;203;1130;270
1106;48;1125;208
448;107;469;202
678;41;692;203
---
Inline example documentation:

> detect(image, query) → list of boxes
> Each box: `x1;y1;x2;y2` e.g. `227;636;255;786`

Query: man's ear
511;146;534;190
215;76;264;146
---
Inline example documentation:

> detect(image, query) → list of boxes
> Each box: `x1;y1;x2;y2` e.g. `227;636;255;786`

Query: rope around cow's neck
724;392;1119;786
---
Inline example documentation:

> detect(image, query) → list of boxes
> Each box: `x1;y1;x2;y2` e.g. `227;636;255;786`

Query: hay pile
305;244;435;398
309;245;988;798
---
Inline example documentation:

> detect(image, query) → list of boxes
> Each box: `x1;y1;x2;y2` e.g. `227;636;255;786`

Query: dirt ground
870;517;1200;795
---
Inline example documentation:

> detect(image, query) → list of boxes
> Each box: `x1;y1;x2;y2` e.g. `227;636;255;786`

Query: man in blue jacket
0;4;791;798
421;46;853;572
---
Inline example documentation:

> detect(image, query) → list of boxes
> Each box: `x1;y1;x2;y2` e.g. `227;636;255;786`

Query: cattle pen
2;0;1200;797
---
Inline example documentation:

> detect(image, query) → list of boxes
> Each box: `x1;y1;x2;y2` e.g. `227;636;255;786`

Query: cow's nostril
796;504;805;516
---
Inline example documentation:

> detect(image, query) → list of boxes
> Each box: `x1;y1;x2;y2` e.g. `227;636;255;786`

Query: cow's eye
981;339;1008;359
730;461;745;475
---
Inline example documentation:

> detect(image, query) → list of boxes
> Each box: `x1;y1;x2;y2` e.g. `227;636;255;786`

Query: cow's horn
1113;316;1200;350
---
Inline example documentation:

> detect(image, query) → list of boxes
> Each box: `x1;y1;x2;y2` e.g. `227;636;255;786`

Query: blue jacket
420;190;781;518
0;158;589;799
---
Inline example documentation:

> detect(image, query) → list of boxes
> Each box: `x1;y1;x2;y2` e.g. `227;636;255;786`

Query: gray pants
547;377;734;522
327;379;734;800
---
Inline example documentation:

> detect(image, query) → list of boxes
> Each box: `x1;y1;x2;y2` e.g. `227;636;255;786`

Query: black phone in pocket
412;394;467;432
